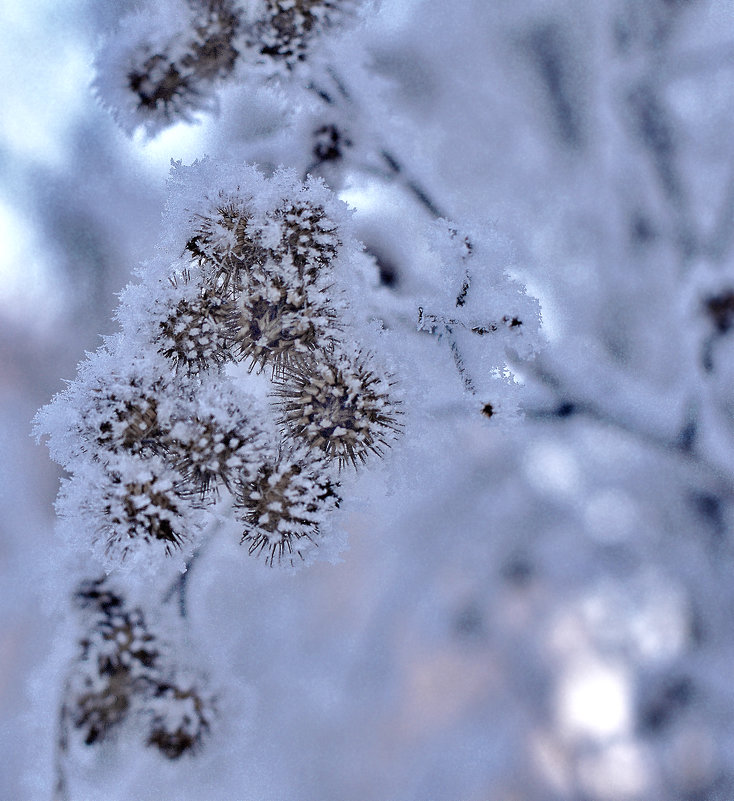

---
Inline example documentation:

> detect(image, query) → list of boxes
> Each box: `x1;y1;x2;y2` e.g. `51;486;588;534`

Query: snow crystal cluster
35;160;402;571
93;0;363;136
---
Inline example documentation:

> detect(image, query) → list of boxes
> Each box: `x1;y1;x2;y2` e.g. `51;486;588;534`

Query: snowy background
4;0;734;799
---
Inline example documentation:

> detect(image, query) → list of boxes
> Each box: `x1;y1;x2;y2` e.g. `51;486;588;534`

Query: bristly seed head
186;198;266;293
115;0;241;133
274;350;402;469
69;581;159;746
85;375;162;457
128;53;198;117
189;1;241;81
163;404;269;496
234;446;340;566
268;201;340;278
68;579;214;756
232;270;338;374
92;458;192;559
157;282;236;374
146;683;213;759
250;0;357;67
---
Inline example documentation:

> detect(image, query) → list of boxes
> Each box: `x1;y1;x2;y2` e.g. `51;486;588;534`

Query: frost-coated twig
305;72;447;220
52;681;71;801
161;509;225;618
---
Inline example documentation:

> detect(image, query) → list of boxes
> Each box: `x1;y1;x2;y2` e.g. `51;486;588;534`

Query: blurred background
4;0;734;799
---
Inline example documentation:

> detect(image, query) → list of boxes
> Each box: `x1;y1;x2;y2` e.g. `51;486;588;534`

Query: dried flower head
155;275;237;374
267;201;340;277
67;580;214;756
77;594;159;675
163;386;271;494
234;446;340;566
146;682;214;759
94;0;242;136
188;0;241;82
274;349;402;468
126;51;202;122
106;471;188;556
60;456;198;564
247;0;358;67
232;261;339;373
69;581;159;745
76;360;167;460
71;668;133;746
186;196;266;293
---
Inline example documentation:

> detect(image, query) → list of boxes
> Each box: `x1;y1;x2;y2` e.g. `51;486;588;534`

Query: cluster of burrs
63;579;213;758
94;0;362;135
36;163;401;569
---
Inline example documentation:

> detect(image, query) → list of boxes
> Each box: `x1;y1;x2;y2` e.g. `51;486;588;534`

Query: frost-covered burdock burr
162;381;271;495
231;256;340;374
154;274;238;375
93;0;242;136
56;454;200;564
274;347;402;468
244;0;361;68
93;0;364;136
234;445;340;566
146;681;213;758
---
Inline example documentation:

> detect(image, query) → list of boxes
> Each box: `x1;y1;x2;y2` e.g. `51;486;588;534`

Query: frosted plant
94;0;242;136
61;579;213;758
36;160;403;575
244;0;360;68
274;347;401;468
162;380;270;494
33;147;540;799
56;454;201;563
36;156;541;579
234;444;340;566
35;350;170;469
184;192;267;293
145;680;212;758
153;273;238;374
94;0;364;136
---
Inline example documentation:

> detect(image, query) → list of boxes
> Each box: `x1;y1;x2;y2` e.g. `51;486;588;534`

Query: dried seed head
74;578;125;617
80;606;158;675
127;52;201;120
186;197;266;293
95;0;242;136
163;392;271;495
249;0;358;67
274;350;402;468
84;370;164;458
84;457;196;560
268;202;340;277
107;477;185;555
147;683;213;759
34;350;171;470
72;668;133;746
188;0;241;81
156;279;236;374
70;582;159;745
233;267;338;373
235;446;340;566
67;580;215;755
